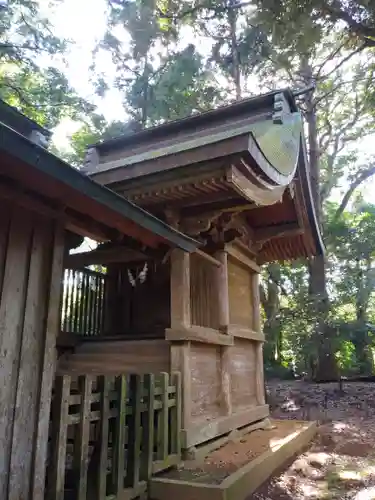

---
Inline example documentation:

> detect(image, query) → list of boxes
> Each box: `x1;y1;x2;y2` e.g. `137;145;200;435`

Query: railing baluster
62;270;70;332
170;372;182;456
126;374;142;489
73;375;92;500
98;375;110;498
156;373;169;461
112;375;127;494
48;371;182;500
141;374;155;481
101;275;107;335
60;267;109;338
48;375;71;500
93;274;100;336
68;270;75;332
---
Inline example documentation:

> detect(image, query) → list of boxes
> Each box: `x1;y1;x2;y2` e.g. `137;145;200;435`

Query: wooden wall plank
229;339;257;412
8;219;50;500
31;223;65;500
57;339;170;375
190;343;222;423
228;258;253;328
0;205;11;295
0;208;33;499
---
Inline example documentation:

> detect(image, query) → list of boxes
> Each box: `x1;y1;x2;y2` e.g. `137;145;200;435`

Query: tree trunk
260;265;282;366
353;260;373;374
228;2;241;100
303;60;338;381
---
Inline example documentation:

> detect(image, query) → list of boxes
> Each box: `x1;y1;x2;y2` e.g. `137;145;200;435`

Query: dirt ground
163;420;307;484
250;380;375;500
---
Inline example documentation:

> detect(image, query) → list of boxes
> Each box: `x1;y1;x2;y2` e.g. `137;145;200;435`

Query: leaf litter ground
250;380;375;500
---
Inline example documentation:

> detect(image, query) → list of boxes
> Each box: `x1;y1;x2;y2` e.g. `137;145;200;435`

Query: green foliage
0;0;94;128
95;0;222;125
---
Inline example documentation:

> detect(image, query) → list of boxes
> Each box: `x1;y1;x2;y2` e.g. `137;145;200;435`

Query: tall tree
96;0;221;126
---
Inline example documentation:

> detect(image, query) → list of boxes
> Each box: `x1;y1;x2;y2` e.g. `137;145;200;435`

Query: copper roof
84;89;324;263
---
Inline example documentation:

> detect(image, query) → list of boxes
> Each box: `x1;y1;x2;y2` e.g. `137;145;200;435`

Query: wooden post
252;273;266;406
170;249;190;329
215;251;232;416
170;343;191;431
170;248;192;435
215;251;230;332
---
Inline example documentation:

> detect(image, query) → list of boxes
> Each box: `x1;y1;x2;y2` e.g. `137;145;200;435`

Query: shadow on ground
250;381;375;499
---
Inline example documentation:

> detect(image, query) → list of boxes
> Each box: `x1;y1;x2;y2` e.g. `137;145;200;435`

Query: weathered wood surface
190;343;222;423
47;372;182;500
170;249;191;329
0;201;65;500
58;339;170;375
230;339;257;411
190;253;219;330
228;258;253;328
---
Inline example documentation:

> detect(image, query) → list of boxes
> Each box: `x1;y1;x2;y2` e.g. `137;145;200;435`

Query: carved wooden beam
253;222;303;243
66;245;150;268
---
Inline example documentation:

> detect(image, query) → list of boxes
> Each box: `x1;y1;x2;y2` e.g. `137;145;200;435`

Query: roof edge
0;121;199;253
91;88;297;153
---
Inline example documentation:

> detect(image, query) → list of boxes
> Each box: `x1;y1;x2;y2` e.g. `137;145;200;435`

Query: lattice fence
46;372;181;500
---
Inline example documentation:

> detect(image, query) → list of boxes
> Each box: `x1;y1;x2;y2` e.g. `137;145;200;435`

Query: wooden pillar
252;272;266;405
170;249;191;430
215;250;232;416
215;250;229;332
170;249;190;329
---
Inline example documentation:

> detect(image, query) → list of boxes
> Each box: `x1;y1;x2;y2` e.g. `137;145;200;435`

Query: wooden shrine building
0;100;198;500
68;89;324;454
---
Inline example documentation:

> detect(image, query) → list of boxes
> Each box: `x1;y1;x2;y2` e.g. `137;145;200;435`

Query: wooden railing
61;267;108;337
46;372;181;500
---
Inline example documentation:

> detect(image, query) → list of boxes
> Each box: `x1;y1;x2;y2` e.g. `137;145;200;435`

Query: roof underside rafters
83;89;324;264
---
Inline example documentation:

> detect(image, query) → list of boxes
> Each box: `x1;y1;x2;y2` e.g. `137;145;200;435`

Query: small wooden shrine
0;100;197;500
67;89;324;454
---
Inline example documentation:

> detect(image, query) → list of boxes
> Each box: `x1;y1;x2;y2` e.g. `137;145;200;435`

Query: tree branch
157;1;254;22
334;164;375;220
317;43;367;81
322;1;375;46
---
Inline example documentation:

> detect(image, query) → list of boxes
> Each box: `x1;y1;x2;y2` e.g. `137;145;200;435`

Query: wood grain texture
0;208;33;500
190;254;219;330
215;251;229;331
170;249;191;329
229;338;257;412
0;200;65;500
32;223;65;500
8;220;50;500
190;343;222;423
58;339;170;375
228;258;253;328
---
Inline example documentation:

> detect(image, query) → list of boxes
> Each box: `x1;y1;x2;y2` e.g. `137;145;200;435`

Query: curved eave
92;88;298;153
255;139;324;264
